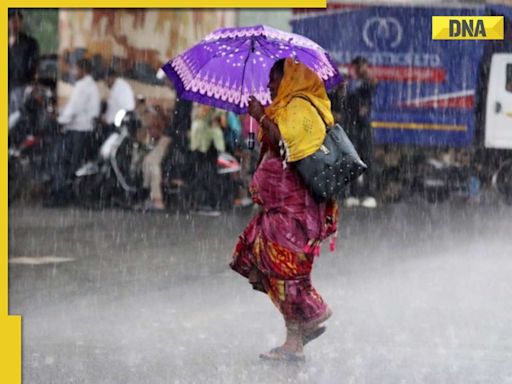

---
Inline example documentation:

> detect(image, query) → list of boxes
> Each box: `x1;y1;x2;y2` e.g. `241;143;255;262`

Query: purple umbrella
162;24;342;114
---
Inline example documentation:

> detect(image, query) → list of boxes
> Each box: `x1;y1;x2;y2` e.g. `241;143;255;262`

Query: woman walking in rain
230;58;339;362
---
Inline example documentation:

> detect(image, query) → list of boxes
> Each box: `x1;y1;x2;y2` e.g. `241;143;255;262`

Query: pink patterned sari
230;152;338;327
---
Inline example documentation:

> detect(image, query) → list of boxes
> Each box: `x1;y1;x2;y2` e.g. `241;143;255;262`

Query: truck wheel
496;160;512;205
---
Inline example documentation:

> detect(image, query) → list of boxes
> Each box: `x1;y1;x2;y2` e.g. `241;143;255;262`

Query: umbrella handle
248;117;255;150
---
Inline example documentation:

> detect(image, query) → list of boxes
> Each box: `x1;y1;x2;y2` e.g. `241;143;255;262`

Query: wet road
9;197;512;384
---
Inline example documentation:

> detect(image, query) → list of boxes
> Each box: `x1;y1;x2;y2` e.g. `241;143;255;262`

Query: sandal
302;326;326;346
259;347;305;362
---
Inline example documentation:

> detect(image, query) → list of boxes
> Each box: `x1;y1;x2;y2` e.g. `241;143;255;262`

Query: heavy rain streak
8;3;512;383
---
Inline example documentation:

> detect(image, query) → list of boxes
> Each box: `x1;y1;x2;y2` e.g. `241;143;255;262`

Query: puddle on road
9;256;75;265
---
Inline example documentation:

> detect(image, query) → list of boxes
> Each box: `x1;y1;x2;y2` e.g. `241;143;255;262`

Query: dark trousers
347;119;374;198
67;131;92;177
190;147;221;209
49;131;92;194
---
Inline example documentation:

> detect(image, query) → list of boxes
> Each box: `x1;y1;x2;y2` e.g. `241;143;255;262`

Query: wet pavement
8;196;512;384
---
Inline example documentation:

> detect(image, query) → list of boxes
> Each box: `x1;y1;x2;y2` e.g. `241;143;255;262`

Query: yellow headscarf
263;58;334;162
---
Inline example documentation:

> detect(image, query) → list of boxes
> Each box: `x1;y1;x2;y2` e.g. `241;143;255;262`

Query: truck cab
485;53;512;150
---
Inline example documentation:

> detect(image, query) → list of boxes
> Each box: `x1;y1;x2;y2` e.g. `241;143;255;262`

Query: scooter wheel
496;160;512;205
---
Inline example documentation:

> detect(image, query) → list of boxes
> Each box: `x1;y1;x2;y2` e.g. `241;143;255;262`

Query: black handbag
295;122;367;202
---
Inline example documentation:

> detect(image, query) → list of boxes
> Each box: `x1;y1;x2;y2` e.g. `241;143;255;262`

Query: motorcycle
9;135;41;203
74;109;242;210
73;110;142;208
414;157;472;204
162;148;242;211
8;84;58;203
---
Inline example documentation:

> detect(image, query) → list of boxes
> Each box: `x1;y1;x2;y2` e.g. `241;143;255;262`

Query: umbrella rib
261;37;330;67
239;37;258;106
209;38;248;61
254;38;279;60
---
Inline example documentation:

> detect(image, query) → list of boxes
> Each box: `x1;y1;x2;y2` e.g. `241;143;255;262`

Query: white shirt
58;75;100;132
104;78;135;124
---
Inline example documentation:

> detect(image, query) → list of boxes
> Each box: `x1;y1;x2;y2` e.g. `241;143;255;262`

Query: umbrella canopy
162;25;342;114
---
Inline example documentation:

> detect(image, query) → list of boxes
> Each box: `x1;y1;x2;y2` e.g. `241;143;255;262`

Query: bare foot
152;199;165;210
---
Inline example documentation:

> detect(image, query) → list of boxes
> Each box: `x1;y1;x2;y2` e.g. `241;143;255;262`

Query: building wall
23;9;59;55
57;9;236;106
59;9;236;82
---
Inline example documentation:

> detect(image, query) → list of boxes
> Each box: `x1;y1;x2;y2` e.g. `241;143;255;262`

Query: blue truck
292;3;512;148
292;3;512;201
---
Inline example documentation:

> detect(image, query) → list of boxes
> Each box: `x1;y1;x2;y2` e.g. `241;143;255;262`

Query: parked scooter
8;84;58;203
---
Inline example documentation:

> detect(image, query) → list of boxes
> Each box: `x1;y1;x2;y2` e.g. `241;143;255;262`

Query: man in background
189;105;226;216
8;9;39;114
104;67;135;125
163;98;193;188
343;56;378;209
140;106;170;211
49;58;100;202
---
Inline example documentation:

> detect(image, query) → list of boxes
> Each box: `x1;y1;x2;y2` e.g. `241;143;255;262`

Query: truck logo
363;17;403;49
